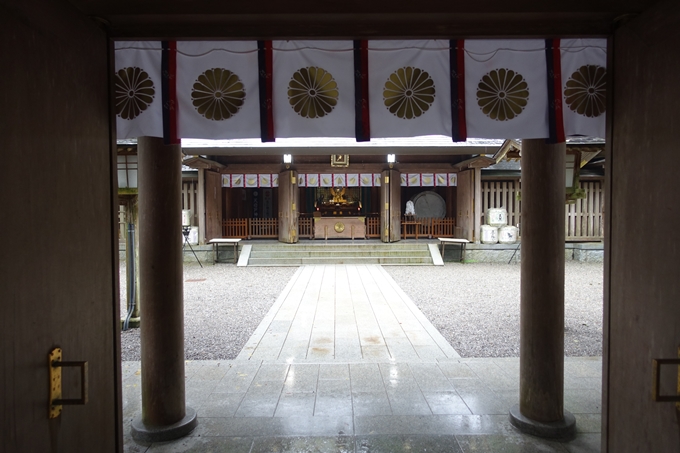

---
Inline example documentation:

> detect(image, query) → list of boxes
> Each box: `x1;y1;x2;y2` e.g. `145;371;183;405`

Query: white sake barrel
188;226;199;245
481;225;499;244
485;208;507;227
498;225;518;244
182;209;192;227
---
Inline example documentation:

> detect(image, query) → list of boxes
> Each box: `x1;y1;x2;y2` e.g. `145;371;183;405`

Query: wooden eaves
182;156;226;172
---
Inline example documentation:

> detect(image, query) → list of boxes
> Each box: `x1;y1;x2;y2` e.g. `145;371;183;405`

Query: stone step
249;250;431;258
247;256;434;266
246;244;429;251
244;242;435;266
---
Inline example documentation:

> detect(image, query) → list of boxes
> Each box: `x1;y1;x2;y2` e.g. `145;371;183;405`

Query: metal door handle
651;346;680;411
49;347;89;418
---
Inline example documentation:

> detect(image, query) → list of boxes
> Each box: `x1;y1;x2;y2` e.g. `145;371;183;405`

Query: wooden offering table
438;237;469;262
208;238;241;263
314;217;366;240
317;204;361;217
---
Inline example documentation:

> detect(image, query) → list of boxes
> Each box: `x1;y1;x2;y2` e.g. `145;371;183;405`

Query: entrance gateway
120;38;605;442
5;1;679;451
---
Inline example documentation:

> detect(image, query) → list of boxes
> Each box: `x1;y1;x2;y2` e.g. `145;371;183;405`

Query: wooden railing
366;216;381;238
248;218;278;238
299;217;313;239
221;217;312;239
401;217;457;239
430;218;456;237
222;216;458;240
222;218;249;238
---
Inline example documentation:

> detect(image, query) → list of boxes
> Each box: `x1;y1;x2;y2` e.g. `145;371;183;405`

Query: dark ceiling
67;0;660;39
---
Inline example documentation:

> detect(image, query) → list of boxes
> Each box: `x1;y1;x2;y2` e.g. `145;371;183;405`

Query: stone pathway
122;265;601;452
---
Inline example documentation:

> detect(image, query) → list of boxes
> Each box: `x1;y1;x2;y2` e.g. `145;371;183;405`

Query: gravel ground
120;261;603;361
119;264;298;361
384;262;603;358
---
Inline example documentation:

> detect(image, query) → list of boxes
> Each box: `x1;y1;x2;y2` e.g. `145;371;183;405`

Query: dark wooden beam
102;13;619;39
70;0;655;16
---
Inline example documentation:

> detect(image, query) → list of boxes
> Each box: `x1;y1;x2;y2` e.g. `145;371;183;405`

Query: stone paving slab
123;357;602;452
121;264;602;452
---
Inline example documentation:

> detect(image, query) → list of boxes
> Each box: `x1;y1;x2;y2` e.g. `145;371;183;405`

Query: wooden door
456;170;474;241
604;4;680;452
205;171;222;240
278;170;299;243
1;2;121;451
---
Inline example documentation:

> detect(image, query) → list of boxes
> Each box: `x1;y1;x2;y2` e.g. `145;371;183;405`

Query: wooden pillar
278;170;298;243
456;170;474;241
473;167;482;243
509;139;575;439
380;169;401;242
131;137;197;442
197;169;206;245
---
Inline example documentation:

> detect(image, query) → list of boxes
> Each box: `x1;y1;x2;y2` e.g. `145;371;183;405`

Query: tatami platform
123;265;601;452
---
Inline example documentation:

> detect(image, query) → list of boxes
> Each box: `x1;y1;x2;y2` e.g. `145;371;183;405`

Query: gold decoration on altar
331;154;349;167
334;222;345;233
330;187;347;203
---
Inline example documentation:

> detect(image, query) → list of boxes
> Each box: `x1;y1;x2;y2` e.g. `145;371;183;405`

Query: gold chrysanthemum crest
383;67;435;120
477;68;529;121
191;68;246;121
288;67;339;119
564;65;606;118
115;67;156;120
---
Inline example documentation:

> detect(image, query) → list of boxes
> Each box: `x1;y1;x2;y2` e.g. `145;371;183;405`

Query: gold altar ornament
329;186;347;203
334;222;345;233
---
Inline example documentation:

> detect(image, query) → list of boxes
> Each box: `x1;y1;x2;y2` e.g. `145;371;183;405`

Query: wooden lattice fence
481;180;522;229
366;216;381;238
181;180;198;225
565;181;604;240
298;218;314;239
482;179;604;240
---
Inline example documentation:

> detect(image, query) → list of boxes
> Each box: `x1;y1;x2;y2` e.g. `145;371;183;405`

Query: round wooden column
131;137;197;442
509;139;575;439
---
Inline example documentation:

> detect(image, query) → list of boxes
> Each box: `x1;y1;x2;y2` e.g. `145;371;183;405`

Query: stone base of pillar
509;404;576;440
131;407;198;443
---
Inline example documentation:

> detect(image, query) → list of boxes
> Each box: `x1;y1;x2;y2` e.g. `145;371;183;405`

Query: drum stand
183;226;203;267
